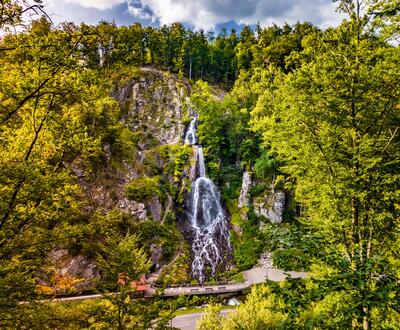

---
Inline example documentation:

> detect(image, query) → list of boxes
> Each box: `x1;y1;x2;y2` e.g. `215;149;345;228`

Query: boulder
254;190;285;224
238;171;252;208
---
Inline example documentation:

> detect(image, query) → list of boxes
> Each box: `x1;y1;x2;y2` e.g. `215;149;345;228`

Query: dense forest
1;0;400;329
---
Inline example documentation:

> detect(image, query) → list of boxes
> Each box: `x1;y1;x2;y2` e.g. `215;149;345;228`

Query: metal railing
151;280;244;289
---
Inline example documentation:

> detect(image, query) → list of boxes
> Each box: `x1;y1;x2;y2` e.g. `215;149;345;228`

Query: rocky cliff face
238;171;252;209
47;68;195;292
81;68;193;221
253;190;285;224
238;171;286;224
238;171;252;220
113;69;189;145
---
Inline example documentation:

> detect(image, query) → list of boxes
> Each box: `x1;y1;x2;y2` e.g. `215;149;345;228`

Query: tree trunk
189;58;192;80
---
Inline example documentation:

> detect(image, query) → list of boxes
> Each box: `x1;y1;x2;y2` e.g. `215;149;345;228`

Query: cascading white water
197;147;206;178
184;117;197;145
184;117;231;283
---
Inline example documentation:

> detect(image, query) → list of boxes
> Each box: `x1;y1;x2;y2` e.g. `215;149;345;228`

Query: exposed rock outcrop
189;146;199;182
113;69;189;145
148;196;162;221
49;249;100;292
118;198;147;220
150;243;164;271
238;171;252;208
259;252;274;269
53;68;194;291
238;171;253;220
71;68;192;222
254;190;285;224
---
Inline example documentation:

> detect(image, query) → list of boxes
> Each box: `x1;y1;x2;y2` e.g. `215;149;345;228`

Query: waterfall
184;116;231;283
197;147;206;178
184;117;197;145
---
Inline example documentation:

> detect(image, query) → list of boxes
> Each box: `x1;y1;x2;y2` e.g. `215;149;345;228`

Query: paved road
243;267;308;284
171;309;233;330
160;267;308;297
22;267;308;304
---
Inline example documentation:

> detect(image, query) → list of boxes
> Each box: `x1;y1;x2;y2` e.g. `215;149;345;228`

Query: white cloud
43;0;345;30
127;4;155;21
139;0;344;30
141;0;214;29
64;0;126;10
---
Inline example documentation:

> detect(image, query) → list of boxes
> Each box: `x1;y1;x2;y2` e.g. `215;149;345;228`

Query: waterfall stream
184;117;231;283
184;117;197;145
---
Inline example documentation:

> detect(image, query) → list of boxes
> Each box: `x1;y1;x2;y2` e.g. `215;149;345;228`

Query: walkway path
22;267;309;304
243;266;308;284
158;266;308;297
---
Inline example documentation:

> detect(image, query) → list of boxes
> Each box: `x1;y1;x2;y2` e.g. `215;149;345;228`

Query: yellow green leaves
126;176;161;201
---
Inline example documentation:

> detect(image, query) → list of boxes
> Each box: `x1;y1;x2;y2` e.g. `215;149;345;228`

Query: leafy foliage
231;223;263;271
125;176;161;201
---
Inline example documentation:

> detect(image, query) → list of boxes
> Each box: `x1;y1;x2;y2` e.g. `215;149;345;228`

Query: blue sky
45;0;344;31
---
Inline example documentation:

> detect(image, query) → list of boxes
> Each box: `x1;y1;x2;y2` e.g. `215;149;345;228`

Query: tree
0;17;122;324
196;305;223;330
95;233;175;330
197;285;287;330
251;5;400;328
194;29;210;80
96;21;117;68
144;26;163;65
235;25;255;72
0;0;47;30
96;233;160;330
367;0;400;41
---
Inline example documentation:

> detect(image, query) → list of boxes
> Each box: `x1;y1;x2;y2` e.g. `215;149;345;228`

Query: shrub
231;225;262;271
125;176;160;201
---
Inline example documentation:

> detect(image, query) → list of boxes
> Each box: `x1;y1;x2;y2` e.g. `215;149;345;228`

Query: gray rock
150;243;164;271
238;171;252;208
91;187;112;208
259;252;274;269
254;190;285;224
148;195;162;222
118;198;147;220
115;69;189;146
189;147;198;182
49;249;100;292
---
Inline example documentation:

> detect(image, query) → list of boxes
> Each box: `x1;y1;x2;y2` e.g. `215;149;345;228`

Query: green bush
231;224;263;271
134;221;180;262
231;272;246;283
142;144;191;185
254;150;278;179
272;248;309;271
260;223;323;271
172;145;191;182
249;183;268;197
125;176;161;201
232;238;262;270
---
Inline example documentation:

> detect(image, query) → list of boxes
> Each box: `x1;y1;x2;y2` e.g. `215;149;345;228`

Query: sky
44;0;345;32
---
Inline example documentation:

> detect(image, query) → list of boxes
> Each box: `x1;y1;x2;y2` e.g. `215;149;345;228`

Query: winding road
28;266;308;304
158;266;308;297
